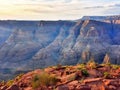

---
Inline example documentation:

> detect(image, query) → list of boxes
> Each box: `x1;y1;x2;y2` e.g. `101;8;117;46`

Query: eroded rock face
0;16;119;80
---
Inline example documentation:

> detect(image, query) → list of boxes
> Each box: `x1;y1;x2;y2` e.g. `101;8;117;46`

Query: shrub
32;72;58;89
103;72;110;78
81;69;89;77
87;59;96;69
77;64;85;70
112;65;119;69
6;80;14;87
32;75;40;89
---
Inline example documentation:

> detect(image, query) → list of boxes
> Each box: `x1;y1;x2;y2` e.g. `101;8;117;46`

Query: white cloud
0;0;120;20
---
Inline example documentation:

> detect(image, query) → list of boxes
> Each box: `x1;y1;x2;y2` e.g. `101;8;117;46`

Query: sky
0;0;120;20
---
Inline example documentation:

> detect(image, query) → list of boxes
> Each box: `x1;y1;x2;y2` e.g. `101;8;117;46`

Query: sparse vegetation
103;72;110;79
1;62;120;90
15;73;24;81
77;64;85;70
32;75;40;89
66;68;71;75
111;65;120;69
87;58;97;69
105;62;111;67
81;69;89;77
32;72;58;89
6;79;14;87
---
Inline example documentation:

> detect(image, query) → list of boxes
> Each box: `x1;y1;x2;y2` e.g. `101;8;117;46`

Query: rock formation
0;63;120;90
0;15;119;80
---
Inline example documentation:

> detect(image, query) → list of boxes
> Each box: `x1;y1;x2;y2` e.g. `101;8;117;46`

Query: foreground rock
0;63;120;90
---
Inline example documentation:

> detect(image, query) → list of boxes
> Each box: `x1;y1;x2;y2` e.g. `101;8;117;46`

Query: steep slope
30;21;83;68
0;21;15;45
0;21;75;80
28;19;120;69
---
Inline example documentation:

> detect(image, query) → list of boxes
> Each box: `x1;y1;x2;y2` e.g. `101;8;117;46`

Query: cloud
0;0;120;20
108;4;120;8
23;9;56;14
84;6;104;9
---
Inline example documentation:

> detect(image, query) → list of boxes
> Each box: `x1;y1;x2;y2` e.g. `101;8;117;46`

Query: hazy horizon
0;0;120;20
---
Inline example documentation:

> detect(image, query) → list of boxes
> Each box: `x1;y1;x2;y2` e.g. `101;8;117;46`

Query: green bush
32;72;58;89
32;75;40;89
81;69;89;77
103;72;110;78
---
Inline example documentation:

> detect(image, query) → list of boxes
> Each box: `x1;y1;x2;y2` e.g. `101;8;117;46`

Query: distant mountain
0;16;119;80
81;15;120;21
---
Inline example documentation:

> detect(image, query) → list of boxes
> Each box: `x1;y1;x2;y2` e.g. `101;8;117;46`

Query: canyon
0;15;119;80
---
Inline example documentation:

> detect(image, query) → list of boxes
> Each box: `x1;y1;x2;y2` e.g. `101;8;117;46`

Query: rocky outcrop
103;54;110;64
0;16;119;80
1;63;120;90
